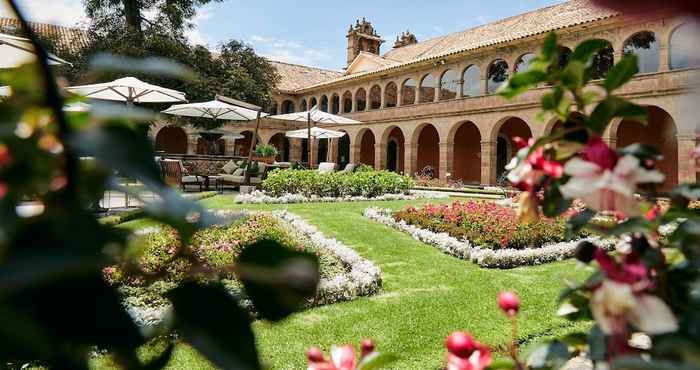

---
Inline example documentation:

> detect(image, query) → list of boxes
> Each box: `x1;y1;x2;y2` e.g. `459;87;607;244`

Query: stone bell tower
346;18;385;66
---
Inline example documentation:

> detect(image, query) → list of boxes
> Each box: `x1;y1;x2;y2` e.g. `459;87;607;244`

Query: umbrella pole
244;110;262;186
307;112;312;169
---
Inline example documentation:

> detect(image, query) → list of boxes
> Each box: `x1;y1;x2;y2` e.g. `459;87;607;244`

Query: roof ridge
0;17;86;32
267;59;342;74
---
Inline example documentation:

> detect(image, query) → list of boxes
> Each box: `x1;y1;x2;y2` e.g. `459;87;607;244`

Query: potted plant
252;144;278;164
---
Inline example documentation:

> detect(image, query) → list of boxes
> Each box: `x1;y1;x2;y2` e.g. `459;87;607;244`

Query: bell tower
346;18;385;66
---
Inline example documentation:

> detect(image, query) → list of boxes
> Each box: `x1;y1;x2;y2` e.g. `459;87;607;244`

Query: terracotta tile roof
268;60;343;93
0;17;89;54
293;0;619;92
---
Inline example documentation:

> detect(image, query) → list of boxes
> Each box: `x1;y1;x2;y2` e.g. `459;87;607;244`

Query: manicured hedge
262;169;414;198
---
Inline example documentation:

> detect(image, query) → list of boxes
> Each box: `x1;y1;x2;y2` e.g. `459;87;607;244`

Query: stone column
187;134;198;155
457;79;465;99
434;84;440;103
288;138;302;163
374;142;386;170
310;139;319;168
351;93;357;113
224;138;237;156
439;141;453;182
404;143;417;176
380;86;386;109
481;140;497;185
415;76;423;104
349;144;361;164
329;138;339;163
397;86;403;107
678;134;698;184
659;44;670;72
481;76;488;95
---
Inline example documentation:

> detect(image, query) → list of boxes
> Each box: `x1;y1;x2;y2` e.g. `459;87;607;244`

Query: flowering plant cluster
235;189;447;204
494;32;700;368
393;201;577;250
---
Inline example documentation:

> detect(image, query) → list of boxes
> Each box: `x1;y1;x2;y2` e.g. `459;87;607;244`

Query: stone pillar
310;139;318;168
481;76;488;95
397;86;403;107
350;144;361;164
351;93;357;113
481;140;497;185
659;44;670;72
380;86;386;109
374;142;386;170
329;138;339;163
457;79;465;99
439;141;453;182
678;134;698;184
289;138;302;163
434;84;440;103
404;143;417;176
225;138;237;156
415;77;422;104
187;134;198;155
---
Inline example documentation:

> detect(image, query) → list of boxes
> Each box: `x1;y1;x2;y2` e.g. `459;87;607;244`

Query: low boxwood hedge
262;168;414;198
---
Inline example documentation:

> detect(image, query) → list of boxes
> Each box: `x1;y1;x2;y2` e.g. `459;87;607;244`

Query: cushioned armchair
160;159;203;192
217;161;268;192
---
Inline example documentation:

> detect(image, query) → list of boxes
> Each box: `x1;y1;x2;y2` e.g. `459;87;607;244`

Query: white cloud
185;6;213;46
0;0;86;26
246;34;334;67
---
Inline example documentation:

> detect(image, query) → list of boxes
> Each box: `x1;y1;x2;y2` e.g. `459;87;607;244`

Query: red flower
0;144;11;168
0;182;7;199
581;136;618;171
497;291;520;317
445;332;493;370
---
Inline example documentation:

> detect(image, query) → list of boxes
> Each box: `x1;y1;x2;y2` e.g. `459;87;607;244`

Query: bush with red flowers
393;201;579;249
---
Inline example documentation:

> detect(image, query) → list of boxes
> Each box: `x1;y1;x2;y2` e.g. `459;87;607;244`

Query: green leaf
561;61;586;89
238;239;320;322
542;185;573;218
611;356;699;370
526;341;570;369
571;39;611;63
540;32;559;63
605;217;652;237
588;97;647;134
566;208;596;239
168;281;261;370
486;358;517;370
357;352;399;370
604;54;639;92
498;70;548;99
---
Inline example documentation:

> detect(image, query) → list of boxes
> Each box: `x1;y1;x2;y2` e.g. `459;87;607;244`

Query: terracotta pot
252;155;275;164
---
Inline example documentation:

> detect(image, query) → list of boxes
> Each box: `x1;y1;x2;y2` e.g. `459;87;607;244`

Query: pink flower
506;138;563;191
445;332;492;370
560;153;664;216
0;182;7;198
0;144;11;168
497;292;520;317
582;136;618;171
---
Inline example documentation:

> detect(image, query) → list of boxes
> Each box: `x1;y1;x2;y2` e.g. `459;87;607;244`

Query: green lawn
96;196;592;370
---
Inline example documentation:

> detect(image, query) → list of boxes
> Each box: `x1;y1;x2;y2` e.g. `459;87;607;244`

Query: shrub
262;168;414;198
254;144;278;157
393;201;579;249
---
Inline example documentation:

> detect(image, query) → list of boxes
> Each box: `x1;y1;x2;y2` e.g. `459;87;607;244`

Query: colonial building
168;0;696;190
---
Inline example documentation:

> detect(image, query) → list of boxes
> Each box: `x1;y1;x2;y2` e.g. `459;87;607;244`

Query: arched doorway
416;124;440;178
494;117;532;181
359;130;375;167
155;126;188;154
452;122;481;184
616;106;678;191
385;127;405;173
337;133;350;169
269;133;290;162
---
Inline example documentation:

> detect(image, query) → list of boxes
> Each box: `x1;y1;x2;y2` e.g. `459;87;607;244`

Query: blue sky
3;0;564;70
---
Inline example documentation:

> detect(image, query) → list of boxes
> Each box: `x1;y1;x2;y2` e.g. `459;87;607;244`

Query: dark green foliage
262;169;415;198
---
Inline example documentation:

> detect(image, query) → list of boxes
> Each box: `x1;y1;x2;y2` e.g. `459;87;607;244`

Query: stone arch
384;82;398;108
281;100;295;114
358;128;376;166
449;121;481;184
514;52;536;73
331;93;340;114
336;130;351;168
342;91;353;113
622;31;660;74
369;85;382;110
355;88;367;111
419;73;436;103
300;98;308;111
268;132;290;162
487;59;509;94
320;95;329;112
310;97;318;109
462;64;481;97
611;105;679;191
669;22;700;70
381;126;405;173
491;117;533;181
439;69;459;100
414;123;441;178
155;126;188;154
543;111;587;136
401;78;417;105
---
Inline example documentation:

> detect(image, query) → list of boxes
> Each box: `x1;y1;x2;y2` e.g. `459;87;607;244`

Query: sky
1;0;565;70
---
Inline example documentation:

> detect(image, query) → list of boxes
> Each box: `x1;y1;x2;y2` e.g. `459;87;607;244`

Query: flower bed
116;211;382;328
364;205;614;269
262;168;415;198
235;190;448;204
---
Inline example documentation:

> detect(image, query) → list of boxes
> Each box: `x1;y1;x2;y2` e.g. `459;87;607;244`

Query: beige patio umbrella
66;77;187;106
271;106;360;166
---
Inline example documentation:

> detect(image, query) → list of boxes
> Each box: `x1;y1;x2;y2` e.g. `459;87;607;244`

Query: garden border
363;207;615;269
234;190;448;204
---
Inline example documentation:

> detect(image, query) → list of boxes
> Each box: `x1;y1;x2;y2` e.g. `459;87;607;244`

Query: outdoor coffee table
195;174;218;191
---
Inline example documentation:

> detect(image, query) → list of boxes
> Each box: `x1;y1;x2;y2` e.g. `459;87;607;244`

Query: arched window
331;94;340;114
439;70;459;100
300;99;308;111
419;74;436;103
384;82;397;108
670;23;700;70
310;97;318;109
401;79;416;105
557;46;572;70
514;53;536;73
281;100;295;114
462;65;480;97
355;88;367;111
623;31;659;74
320;95;329;112
369;85;381;110
590;40;614;79
487;59;509;94
342;91;353;113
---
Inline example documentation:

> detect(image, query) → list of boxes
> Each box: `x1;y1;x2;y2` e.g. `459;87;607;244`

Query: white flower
560;155;664;215
591;280;678;335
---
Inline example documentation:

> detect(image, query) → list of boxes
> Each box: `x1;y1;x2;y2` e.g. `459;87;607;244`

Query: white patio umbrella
0;86;10;97
0;33;71;68
66;77;187;105
271;106;360;166
285;127;347;139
